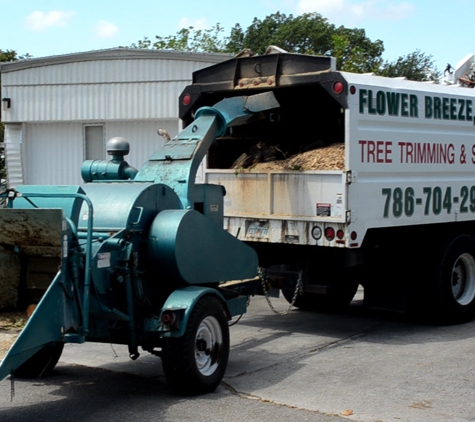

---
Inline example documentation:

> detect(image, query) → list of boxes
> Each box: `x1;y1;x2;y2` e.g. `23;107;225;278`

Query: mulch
0;312;27;360
233;143;345;171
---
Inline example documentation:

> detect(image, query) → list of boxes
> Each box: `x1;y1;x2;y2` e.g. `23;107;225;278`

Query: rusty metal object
0;209;63;310
0;209;62;251
0;248;21;310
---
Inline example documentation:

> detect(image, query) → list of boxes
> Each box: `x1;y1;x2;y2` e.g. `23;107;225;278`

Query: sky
1;0;474;72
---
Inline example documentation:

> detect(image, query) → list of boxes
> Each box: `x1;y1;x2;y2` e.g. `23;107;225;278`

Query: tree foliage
379;50;440;81
331;28;384;73
131;12;439;81
131;25;227;53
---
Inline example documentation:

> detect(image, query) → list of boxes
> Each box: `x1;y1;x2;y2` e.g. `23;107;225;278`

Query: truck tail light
325;227;335;241
336;229;344;239
182;93;191;106
161;310;176;326
333;81;344;94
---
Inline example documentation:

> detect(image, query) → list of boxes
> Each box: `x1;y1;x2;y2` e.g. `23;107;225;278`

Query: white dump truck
178;49;475;323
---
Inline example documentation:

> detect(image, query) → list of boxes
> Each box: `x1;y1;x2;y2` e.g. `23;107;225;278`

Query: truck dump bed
180;52;351;247
180;50;475;251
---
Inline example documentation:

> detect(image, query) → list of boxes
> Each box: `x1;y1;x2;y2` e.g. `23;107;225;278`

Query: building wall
0;49;228;187
1;58;216;123
4;124;23;187
21;119;179;185
23;123;83;185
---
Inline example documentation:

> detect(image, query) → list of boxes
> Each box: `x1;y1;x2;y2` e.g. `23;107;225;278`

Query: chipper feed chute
0;91;280;394
0;208;81;380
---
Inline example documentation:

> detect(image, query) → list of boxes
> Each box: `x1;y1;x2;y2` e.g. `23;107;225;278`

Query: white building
0;48;229;187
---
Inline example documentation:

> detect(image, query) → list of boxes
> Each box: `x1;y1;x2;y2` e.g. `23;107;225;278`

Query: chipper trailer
0;92;282;394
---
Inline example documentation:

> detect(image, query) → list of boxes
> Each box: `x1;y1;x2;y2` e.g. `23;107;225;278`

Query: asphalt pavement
2;290;475;422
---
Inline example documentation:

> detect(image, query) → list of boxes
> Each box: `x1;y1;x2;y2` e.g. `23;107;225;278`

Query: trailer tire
14;342;64;378
435;234;475;323
161;295;230;395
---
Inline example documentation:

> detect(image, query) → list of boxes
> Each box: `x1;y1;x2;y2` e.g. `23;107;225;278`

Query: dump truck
0;93;285;394
178;48;475;324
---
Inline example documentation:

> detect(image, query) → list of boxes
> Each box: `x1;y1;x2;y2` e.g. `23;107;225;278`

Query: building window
84;125;104;160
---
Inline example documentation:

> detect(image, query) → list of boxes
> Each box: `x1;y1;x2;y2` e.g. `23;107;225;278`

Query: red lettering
368;141;376;162
399;141;457;164
398;142;405;162
359;140;393;163
406;142;414;163
359;140;367;162
448;144;455;164
385;142;392;163
376;141;384;163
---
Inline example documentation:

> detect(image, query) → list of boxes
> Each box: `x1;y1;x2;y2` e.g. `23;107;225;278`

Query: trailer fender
159;286;247;338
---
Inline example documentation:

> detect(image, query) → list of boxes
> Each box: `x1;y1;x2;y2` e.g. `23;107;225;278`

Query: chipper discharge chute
0;91;280;394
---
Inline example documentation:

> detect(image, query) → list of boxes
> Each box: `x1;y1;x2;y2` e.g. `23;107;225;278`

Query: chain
258;267;303;316
10;373;15;402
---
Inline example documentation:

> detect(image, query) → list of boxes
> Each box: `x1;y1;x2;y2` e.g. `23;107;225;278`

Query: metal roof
0;48;232;73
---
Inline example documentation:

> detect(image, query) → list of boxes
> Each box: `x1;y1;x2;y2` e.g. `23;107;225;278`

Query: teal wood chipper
0;92;280;394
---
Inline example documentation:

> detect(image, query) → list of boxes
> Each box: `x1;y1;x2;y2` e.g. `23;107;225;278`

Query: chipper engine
0;92;280;394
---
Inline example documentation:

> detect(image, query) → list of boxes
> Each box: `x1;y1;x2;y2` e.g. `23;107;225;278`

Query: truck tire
161;295;230;395
282;279;359;312
435;234;475;323
14;342;64;378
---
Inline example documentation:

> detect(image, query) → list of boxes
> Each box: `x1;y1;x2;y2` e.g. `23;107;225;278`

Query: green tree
225;23;245;53
131;12;439;81
229;12;298;55
0;49;18;62
378;50;441;82
131;24;227;53
331;28;384;73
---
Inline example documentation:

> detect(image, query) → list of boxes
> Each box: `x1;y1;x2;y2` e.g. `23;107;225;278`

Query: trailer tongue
0;92;279;394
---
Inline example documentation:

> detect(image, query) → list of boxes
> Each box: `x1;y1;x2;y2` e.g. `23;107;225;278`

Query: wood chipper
0;92;280;394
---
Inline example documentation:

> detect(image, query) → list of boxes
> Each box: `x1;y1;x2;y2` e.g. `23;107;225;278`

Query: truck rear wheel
13;342;64;378
435;235;475;323
161;295;230;395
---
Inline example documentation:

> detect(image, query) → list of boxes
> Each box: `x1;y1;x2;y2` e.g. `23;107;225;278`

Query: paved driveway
2;290;475;421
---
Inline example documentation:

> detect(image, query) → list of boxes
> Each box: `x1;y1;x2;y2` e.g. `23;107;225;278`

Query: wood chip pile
0;334;18;360
232;143;345;171
0;312;26;360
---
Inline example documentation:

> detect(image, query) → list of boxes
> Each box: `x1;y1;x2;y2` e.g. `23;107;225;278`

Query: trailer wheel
436;235;475;323
14;342;64;378
161;295;230;395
